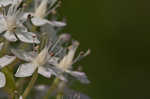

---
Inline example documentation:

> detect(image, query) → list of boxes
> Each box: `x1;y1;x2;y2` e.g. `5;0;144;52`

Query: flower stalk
22;69;38;99
43;78;60;99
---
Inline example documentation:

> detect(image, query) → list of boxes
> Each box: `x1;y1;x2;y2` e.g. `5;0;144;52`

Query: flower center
6;16;17;32
33;48;49;67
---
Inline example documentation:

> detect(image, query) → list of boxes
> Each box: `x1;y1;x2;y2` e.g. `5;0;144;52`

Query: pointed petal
31;17;48;26
3;31;17;42
11;49;37;62
46;66;67;81
15;63;37;77
67;71;90;84
16;32;40;44
50;21;66;27
0;0;13;7
0;55;16;69
0;72;6;88
0;42;4;51
48;57;59;65
38;66;51;78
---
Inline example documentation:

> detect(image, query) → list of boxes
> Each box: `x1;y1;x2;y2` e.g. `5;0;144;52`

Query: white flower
14;47;52;78
0;42;16;88
0;3;40;44
23;0;66;27
12;34;70;79
51;41;91;84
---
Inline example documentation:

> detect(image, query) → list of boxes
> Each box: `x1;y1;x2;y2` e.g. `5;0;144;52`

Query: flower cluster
0;0;90;98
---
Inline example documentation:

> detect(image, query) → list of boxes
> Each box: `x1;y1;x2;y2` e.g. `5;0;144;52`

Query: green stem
43;78;60;99
2;67;17;99
0;40;17;98
56;92;63;99
22;70;38;99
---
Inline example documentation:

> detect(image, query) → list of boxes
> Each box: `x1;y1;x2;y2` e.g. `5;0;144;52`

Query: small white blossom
14;47;51;78
12;34;70;79
0;2;40;44
51;41;90;84
23;0;66;27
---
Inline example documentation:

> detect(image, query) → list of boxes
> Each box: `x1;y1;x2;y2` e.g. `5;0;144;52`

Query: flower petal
15;63;37;77
16;32;40;44
67;71;90;84
48;67;67;81
0;55;16;69
48;57;59;65
0;0;13;7
11;49;37;62
3;31;17;42
31;17;48;26
50;21;66;27
38;66;51;78
0;72;6;88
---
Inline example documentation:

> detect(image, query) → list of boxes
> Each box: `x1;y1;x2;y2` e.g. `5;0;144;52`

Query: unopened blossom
0;2;40;44
0;42;16;88
23;0;66;26
12;34;70;78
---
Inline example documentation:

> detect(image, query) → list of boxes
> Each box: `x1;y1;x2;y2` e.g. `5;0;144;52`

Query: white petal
32;17;66;27
15;63;37;77
0;0;13;7
67;71;90;84
50;21;66;27
38;66;51;78
0;42;4;51
0;55;16;69
48;57;59;65
0;72;6;88
3;31;17;42
11;49;37;62
16;32;40;44
19;96;23;99
31;17;48;26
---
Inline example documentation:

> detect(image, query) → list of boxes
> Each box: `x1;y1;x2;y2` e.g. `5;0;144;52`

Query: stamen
72;49;91;64
45;1;61;17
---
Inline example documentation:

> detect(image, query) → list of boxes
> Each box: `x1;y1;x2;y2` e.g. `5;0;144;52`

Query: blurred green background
59;0;150;99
